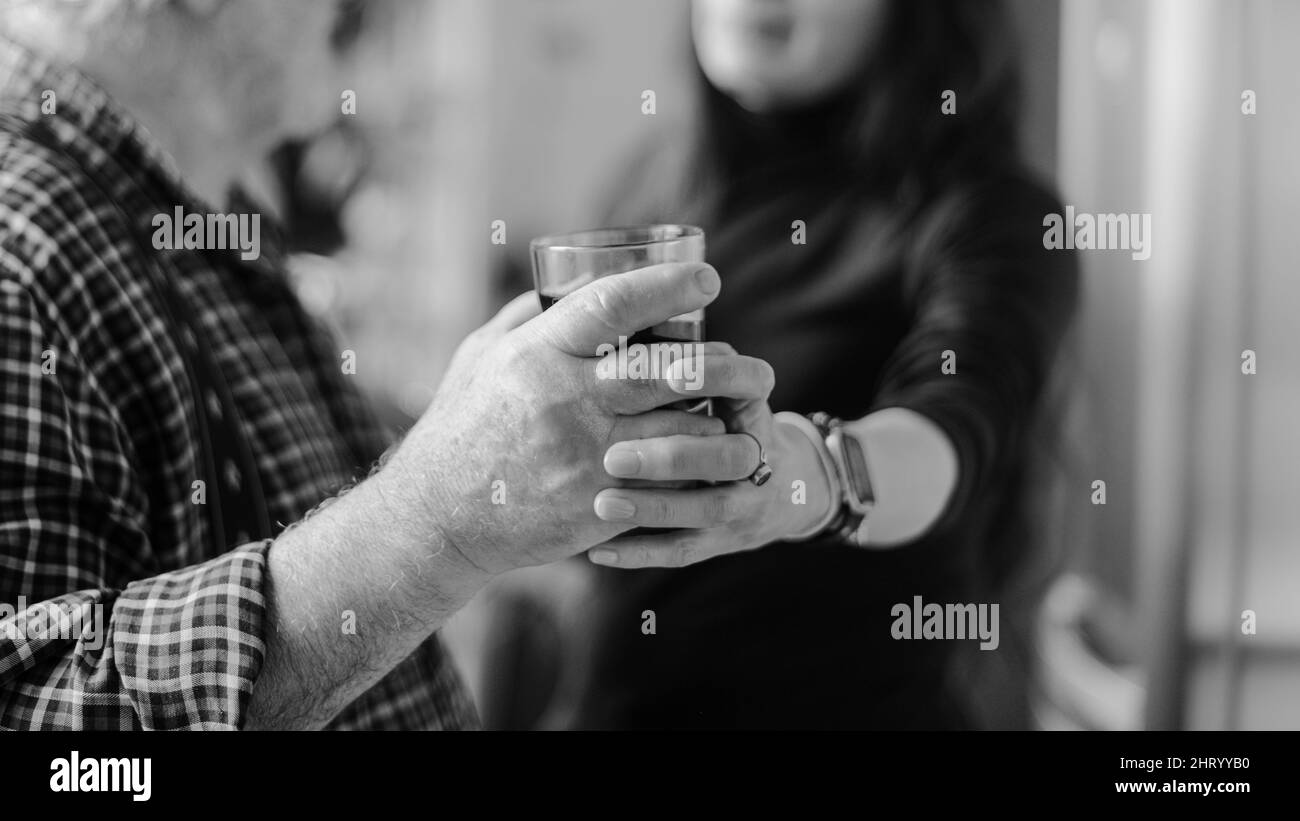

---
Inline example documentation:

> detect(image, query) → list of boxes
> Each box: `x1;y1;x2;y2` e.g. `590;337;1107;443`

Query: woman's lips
731;15;794;48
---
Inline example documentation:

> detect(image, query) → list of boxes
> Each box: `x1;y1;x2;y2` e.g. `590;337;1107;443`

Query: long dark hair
631;0;1025;224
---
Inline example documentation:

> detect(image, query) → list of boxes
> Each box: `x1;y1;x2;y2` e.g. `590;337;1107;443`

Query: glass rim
530;224;703;253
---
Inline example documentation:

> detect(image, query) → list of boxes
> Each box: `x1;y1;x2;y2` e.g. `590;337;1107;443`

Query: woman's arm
587;172;1080;568
843;407;959;547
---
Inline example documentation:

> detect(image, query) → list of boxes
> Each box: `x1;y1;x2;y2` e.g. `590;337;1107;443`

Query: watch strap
774;411;842;541
808;412;871;546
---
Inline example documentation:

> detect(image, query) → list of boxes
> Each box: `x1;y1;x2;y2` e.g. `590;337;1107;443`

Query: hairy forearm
845;407;958;547
244;466;490;730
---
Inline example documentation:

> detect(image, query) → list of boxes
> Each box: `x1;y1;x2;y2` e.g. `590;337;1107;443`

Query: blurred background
278;0;1299;730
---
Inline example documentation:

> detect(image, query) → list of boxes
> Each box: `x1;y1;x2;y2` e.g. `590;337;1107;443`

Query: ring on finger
739;431;773;486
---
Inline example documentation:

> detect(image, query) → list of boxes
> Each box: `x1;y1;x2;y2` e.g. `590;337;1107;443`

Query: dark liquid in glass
539;294;704;345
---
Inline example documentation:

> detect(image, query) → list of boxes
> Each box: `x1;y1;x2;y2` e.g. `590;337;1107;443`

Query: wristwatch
808;412;876;546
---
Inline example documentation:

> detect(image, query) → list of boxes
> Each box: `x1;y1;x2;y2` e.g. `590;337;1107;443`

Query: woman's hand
587;348;837;568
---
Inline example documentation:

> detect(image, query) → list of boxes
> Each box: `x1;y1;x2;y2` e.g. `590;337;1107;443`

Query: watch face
840;434;875;504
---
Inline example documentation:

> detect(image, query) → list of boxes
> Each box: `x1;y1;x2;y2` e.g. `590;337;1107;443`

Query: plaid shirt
0;40;477;729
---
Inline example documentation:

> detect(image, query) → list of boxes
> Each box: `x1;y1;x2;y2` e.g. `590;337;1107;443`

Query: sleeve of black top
868;172;1081;536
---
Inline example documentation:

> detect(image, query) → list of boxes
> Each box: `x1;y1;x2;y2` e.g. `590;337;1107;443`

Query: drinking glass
531;225;708;413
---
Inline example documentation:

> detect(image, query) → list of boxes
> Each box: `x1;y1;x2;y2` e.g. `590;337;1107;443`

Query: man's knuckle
497;333;533;368
637;375;664;400
669;446;695;476
678;536;706;566
707;493;732;523
589;284;634;332
645;494;670;523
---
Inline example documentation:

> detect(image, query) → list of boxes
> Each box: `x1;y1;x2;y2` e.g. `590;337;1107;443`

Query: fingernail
604;449;642;478
589;548;620;566
694;265;719;294
594;495;637;521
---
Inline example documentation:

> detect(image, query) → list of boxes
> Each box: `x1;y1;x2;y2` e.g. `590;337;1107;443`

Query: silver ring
740;432;773;486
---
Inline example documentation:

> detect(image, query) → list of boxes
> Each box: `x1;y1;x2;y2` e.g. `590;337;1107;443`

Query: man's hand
378;262;775;578
250;261;776;728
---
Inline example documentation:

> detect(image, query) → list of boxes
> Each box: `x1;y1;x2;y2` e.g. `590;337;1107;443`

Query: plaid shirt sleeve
0;43;480;729
0;273;273;730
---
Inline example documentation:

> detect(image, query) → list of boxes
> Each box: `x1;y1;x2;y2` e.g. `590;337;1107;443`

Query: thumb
524;262;719;356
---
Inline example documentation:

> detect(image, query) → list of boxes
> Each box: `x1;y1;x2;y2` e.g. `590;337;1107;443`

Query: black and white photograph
0;0;1294;805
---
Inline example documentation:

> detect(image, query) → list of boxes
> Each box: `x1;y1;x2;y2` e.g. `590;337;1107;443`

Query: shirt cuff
113;539;271;730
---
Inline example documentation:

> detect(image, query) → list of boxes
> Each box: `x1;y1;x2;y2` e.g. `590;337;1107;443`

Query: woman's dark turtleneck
569;65;1080;732
703;77;860;200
